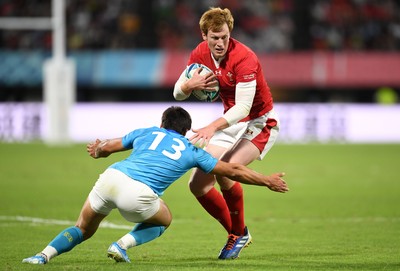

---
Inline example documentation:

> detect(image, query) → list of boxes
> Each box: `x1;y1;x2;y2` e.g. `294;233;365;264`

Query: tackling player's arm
86;138;127;159
210;160;289;193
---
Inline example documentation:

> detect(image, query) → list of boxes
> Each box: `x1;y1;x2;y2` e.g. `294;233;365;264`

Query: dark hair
161;106;192;136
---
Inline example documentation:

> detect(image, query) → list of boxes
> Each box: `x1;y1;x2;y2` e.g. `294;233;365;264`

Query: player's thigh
89;168;160;223
220;139;261;165
240;110;280;160
209;122;247;150
189;123;246;195
116;180;161;223
216;140;261;189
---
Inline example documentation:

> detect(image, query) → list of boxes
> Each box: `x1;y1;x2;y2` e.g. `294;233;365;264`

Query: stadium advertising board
0;103;399;143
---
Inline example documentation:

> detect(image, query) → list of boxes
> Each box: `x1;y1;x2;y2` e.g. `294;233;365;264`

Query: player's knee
188;173;216;196
189;180;210;196
151;201;172;227
161;209;172;228
216;175;235;190
75;225;96;241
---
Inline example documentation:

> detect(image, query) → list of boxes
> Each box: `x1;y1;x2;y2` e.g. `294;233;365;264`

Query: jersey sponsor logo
243;73;255;80
215;70;222;76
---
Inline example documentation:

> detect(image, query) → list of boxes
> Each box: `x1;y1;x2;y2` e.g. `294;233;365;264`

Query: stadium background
0;0;399;142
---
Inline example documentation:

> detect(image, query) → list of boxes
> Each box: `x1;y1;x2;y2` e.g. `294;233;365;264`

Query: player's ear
202;32;207;41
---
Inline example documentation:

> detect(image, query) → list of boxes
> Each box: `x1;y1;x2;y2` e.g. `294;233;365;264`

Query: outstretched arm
86;138;126;159
211;161;289;193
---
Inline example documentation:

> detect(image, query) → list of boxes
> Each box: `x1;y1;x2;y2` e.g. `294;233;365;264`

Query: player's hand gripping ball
185;63;220;102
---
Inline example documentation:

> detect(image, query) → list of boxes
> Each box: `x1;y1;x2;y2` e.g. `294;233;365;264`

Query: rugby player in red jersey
173;7;281;260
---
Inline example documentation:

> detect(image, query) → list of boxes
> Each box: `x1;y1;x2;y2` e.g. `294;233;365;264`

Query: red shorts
209;109;279;160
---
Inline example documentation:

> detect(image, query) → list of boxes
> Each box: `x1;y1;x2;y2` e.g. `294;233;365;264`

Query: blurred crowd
310;0;400;51
0;0;399;52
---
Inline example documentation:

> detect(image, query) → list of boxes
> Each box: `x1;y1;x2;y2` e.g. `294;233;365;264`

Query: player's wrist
181;81;192;95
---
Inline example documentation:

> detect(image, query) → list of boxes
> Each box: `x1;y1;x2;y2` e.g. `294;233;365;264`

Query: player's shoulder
195;40;209;51
229;38;258;59
123;126;146;139
226;39;259;71
127;126;161;138
137;126;159;134
191;41;210;58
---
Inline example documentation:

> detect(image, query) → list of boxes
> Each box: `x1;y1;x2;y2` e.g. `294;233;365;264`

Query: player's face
202;23;230;60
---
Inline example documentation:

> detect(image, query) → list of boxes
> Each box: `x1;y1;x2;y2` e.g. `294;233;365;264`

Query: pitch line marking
0;216;132;230
0;215;399;229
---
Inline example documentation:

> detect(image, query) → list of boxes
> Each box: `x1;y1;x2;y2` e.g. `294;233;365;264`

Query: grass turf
0;143;399;270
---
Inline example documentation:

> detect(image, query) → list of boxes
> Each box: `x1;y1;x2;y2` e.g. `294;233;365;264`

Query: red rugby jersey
188;38;273;122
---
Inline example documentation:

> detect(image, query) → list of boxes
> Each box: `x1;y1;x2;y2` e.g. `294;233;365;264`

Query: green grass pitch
0;143;399;271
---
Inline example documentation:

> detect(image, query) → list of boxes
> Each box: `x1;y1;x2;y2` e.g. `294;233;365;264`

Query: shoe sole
107;251;129;263
22;260;46;265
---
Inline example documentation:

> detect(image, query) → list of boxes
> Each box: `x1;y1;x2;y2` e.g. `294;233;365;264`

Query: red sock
196;187;232;233
222;182;245;235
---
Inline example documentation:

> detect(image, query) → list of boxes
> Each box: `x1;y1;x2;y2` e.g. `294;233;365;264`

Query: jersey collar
211;52;225;68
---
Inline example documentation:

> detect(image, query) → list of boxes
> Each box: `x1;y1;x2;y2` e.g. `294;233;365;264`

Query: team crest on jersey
227;72;234;82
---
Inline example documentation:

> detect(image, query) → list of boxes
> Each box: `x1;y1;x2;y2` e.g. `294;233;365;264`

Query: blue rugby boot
22;253;47;264
218;226;252;259
107;242;131;263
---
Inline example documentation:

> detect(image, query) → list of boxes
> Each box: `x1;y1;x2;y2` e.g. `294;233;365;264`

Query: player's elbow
173;84;190;101
234;100;252;120
237;103;251;118
214;161;240;179
225;163;244;179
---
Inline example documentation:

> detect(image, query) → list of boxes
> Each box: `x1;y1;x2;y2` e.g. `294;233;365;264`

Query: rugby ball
185;63;219;102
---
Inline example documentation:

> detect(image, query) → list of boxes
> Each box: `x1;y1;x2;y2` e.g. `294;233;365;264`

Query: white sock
117;233;137;250
41;246;58;262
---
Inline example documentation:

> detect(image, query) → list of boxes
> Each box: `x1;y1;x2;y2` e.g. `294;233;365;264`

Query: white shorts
88;168;160;223
209;109;280;160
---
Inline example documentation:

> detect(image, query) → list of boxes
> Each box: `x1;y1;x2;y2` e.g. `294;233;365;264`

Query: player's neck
211;53;224;68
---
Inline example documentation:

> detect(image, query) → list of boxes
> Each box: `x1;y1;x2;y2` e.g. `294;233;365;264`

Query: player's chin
213;49;225;57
